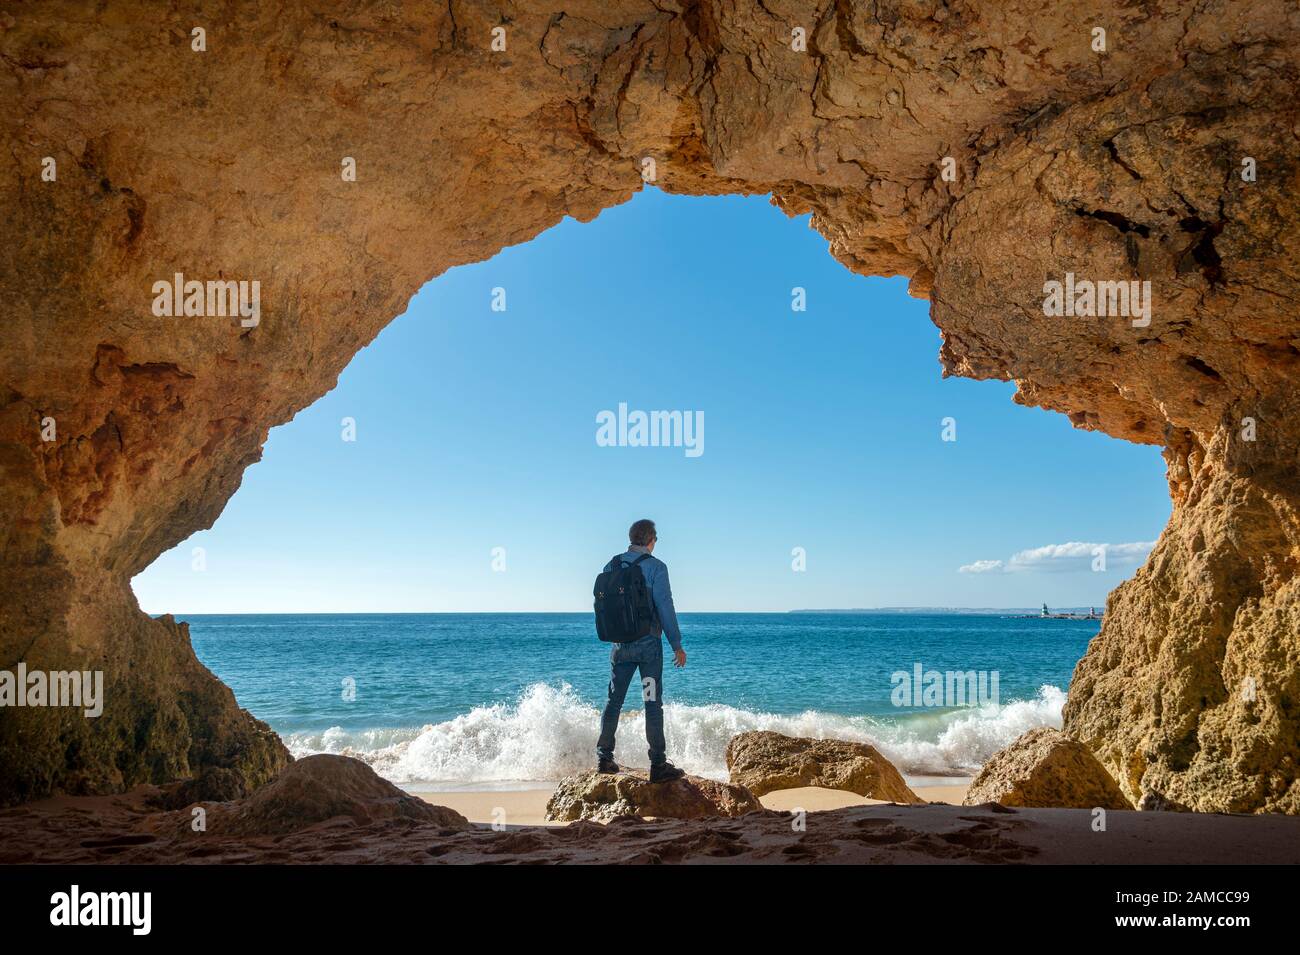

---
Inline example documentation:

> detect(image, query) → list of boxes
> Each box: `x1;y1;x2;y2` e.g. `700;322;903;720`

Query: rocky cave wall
1;0;1297;810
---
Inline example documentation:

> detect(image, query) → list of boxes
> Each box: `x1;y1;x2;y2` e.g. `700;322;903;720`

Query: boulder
546;770;762;823
150;765;249;810
198;755;469;835
725;731;923;803
963;728;1132;810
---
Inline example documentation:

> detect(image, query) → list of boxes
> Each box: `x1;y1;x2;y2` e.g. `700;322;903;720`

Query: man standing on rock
594;519;688;783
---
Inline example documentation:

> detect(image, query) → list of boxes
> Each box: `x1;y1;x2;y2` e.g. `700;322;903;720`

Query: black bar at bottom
0;863;1285;940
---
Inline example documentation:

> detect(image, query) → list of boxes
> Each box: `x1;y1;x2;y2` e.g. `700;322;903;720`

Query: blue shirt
606;546;683;652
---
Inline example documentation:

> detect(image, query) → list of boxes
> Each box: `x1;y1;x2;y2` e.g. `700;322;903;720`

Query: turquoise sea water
185;612;1097;789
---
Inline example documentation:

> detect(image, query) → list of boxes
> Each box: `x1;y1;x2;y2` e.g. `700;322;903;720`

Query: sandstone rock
0;605;288;807
1063;453;1300;813
546;770;762;823
150;765;249;811
2;1;1299;813
1137;791;1193;813
725;731;922;803
199;755;468;836
963;729;1132;810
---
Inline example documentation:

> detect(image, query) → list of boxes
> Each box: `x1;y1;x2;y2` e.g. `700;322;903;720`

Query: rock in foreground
150;766;249;811
964;729;1132;810
198;755;469;835
546;770;762;823
725;731;923;803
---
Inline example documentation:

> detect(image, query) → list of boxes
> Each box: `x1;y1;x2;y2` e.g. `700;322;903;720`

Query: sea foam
282;681;1066;786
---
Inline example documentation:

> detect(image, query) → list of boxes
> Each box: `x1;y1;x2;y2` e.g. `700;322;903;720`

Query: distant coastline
162;608;1105;617
789;607;1103;617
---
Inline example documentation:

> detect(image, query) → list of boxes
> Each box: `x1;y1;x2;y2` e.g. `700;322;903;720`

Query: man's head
629;519;657;553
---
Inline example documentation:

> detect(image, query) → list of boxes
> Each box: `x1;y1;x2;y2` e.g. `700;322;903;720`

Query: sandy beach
5;774;1300;865
420;781;974;826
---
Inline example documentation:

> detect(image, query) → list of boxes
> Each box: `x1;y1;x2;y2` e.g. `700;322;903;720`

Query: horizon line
147;605;1107;616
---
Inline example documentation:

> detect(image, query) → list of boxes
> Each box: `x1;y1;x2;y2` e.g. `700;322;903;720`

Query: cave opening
125;189;1170;790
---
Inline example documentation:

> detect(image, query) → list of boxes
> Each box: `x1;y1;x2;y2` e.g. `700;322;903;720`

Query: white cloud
959;541;1155;575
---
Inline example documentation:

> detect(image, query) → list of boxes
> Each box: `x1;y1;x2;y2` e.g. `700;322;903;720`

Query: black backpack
593;553;656;643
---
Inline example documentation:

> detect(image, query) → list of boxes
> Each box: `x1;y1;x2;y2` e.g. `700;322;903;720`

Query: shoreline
414;780;974;827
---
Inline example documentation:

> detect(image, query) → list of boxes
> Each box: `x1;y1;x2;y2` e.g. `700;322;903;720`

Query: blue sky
132;189;1170;613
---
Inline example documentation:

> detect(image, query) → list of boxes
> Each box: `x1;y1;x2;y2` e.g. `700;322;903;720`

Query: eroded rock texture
726;730;923;801
546;769;763;822
2;2;1297;809
175;754;470;836
964;728;1132;810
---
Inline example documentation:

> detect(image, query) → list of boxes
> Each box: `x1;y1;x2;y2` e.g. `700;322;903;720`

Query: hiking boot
596;758;620;774
649;762;686;783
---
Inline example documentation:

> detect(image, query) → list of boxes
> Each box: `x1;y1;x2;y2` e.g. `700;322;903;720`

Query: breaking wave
282;682;1066;786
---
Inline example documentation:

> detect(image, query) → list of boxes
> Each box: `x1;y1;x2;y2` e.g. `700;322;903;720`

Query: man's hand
673;648;687;668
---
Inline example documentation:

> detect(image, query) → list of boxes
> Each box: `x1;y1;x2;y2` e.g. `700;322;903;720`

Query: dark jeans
596;634;666;767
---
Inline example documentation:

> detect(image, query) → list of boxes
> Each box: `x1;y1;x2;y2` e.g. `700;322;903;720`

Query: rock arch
2;1;1297;811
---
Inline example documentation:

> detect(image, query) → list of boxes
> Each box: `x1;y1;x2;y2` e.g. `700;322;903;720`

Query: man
596;518;687;782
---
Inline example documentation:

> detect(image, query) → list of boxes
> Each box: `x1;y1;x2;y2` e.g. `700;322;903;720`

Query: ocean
184;612;1097;791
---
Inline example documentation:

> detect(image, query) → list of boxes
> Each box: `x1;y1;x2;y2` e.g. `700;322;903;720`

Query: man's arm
651;563;684;657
